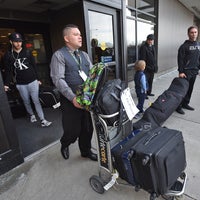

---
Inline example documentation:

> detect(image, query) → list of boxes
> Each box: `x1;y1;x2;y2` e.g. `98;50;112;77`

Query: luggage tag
121;87;139;120
79;70;87;81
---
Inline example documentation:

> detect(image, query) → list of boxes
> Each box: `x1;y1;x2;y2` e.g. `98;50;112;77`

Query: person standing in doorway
50;24;97;161
139;34;158;97
176;25;200;115
3;32;52;127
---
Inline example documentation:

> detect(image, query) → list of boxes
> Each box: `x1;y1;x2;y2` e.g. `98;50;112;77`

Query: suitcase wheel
89;175;105;194
162;195;175;200
135;185;141;192
150;193;158;200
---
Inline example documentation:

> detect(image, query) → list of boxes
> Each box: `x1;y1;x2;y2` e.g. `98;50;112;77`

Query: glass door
83;1;120;79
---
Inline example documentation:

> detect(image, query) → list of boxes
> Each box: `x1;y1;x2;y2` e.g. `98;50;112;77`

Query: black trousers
182;75;196;106
60;95;93;153
145;70;154;95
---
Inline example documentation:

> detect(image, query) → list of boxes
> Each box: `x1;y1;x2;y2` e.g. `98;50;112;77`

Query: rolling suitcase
111;129;140;185
130;127;186;197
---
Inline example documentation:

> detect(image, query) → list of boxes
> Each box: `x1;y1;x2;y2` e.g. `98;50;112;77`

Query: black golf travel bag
132;77;189;131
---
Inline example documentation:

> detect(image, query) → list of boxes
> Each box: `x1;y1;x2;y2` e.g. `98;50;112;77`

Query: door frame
83;1;120;78
0;72;24;176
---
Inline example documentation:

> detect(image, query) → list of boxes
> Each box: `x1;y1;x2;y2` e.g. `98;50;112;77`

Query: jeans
16;80;44;120
136;92;146;113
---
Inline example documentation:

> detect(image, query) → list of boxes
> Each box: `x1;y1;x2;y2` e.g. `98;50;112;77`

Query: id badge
79;70;87;81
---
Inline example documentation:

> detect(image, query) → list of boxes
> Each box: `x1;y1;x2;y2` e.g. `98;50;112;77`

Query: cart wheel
175;195;184;200
89;175;105;194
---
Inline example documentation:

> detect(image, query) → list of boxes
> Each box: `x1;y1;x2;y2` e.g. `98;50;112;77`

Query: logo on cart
99;134;108;166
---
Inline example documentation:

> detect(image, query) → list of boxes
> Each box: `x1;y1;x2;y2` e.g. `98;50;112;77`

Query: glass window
126;0;136;8
137;20;154;55
88;11;115;64
24;34;47;64
137;12;156;23
127;19;136;64
126;8;136;18
136;0;155;15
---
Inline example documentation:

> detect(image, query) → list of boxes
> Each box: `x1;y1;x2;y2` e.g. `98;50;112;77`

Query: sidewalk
0;71;200;200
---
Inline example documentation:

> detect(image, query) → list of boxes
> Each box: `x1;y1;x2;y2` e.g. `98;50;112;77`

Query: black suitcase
130;127;186;196
95;79;123;126
39;86;60;109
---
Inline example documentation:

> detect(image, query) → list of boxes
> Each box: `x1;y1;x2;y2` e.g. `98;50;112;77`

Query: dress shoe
61;146;69;159
81;150;97;161
176;108;185;115
145;96;149;99
148;93;155;96
182;104;195;111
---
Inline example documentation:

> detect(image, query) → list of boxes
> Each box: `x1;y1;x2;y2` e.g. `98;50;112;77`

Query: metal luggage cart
89;111;187;200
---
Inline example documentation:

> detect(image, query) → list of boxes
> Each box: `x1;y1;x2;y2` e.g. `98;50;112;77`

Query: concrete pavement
0;70;199;200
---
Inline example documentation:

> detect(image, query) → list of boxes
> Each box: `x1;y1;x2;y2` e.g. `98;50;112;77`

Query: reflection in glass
127;19;136;64
88;11;115;64
126;8;136;18
24;34;47;64
126;0;136;8
137;12;155;23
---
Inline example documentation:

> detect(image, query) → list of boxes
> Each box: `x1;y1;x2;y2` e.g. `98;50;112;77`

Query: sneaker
30;115;37;123
41;119;52;127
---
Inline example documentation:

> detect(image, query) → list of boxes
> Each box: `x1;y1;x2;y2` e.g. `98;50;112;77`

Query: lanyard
70;50;82;70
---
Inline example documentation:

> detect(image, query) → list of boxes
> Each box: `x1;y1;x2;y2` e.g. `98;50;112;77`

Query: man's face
188;28;198;41
64;27;82;50
147;39;154;46
11;41;22;50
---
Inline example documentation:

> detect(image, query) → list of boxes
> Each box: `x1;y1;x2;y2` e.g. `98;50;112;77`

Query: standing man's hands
4;85;10;92
72;97;82;109
179;73;187;78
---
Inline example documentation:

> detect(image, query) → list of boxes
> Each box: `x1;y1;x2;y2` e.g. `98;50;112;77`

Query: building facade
0;0;199;175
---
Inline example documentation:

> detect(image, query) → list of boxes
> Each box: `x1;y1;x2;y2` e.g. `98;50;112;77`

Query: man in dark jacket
139;34;158;97
176;25;200;114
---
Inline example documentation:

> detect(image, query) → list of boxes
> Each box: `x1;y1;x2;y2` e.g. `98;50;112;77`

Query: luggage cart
89;111;187;200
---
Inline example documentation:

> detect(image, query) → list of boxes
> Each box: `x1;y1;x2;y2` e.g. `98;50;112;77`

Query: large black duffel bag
133;77;189;131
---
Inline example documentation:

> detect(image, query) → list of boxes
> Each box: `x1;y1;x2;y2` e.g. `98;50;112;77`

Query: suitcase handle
144;131;161;145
